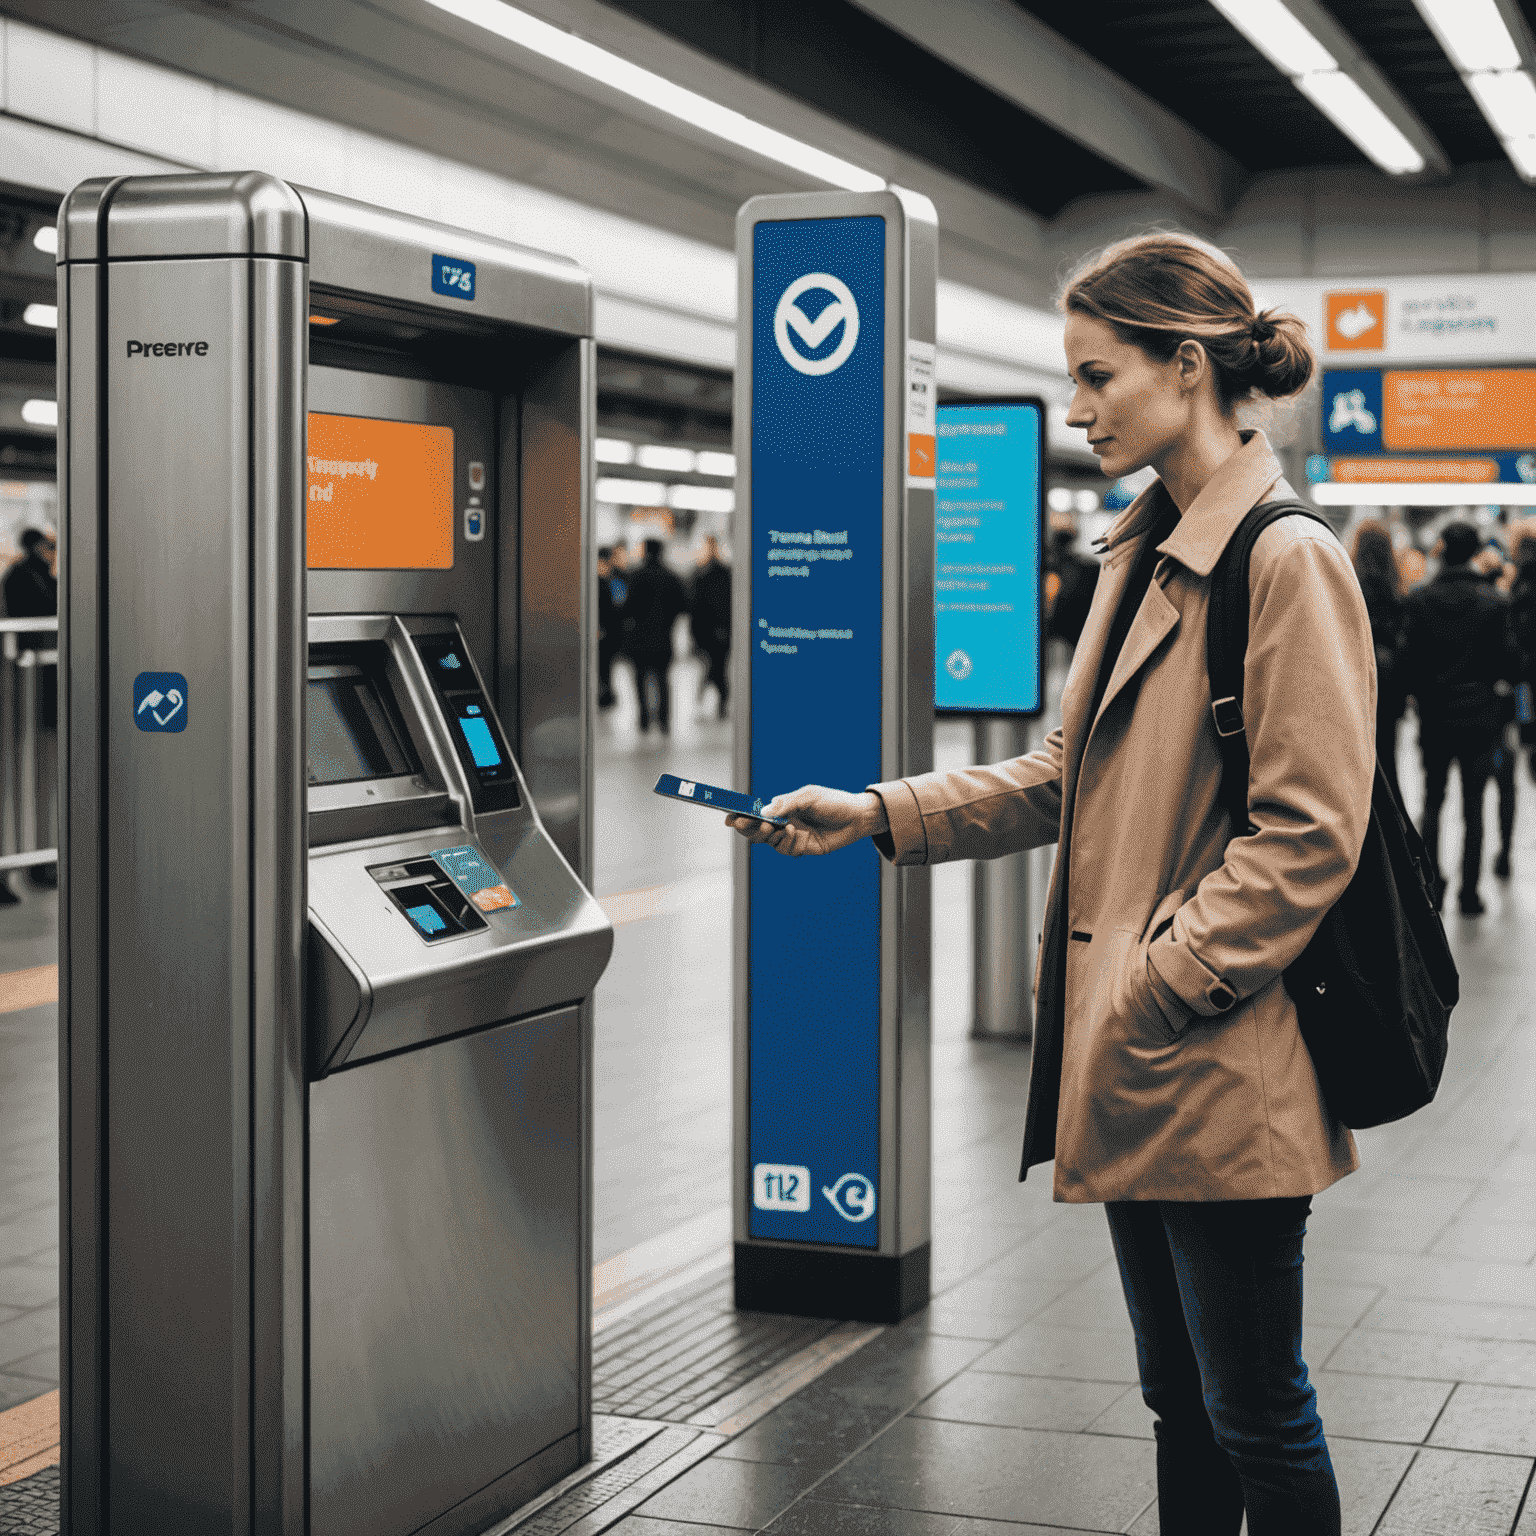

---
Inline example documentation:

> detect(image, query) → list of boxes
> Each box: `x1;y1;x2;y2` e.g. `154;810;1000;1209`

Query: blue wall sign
934;401;1044;714
133;671;187;733
431;254;476;301
749;215;885;1248
1323;369;1384;452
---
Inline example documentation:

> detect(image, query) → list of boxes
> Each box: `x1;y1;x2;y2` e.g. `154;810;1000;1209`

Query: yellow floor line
0;1388;59;1484
0;965;56;1016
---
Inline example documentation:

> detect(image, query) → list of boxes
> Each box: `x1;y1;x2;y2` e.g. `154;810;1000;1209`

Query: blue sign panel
133;671;188;733
934;400;1044;714
1323;369;1384;452
750;215;885;1248
431;254;476;301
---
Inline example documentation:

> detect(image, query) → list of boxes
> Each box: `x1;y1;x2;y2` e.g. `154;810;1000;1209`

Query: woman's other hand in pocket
726;786;888;857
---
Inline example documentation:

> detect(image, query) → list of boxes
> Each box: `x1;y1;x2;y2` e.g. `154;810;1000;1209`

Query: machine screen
307;412;455;571
307;658;418;786
413;635;521;812
457;709;501;768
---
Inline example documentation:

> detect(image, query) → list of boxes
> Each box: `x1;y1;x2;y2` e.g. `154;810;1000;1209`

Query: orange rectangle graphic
908;433;935;478
1332;457;1501;483
1382;370;1536;452
307;413;455;570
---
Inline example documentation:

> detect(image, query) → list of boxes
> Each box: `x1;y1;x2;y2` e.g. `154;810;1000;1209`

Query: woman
729;233;1376;1535
1349;519;1406;801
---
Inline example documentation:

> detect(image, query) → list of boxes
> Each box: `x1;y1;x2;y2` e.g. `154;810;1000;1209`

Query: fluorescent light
21;400;57;428
32;226;56;256
1296;72;1427;173
1503;135;1536;176
667;484;735;513
22;304;57;329
1312;481;1536;505
1468;68;1536;138
637;444;696;473
1414;0;1520;72
696;450;736;478
595;476;668;505
424;0;885;192
1209;0;1336;75
595;437;636;465
1210;0;1425;174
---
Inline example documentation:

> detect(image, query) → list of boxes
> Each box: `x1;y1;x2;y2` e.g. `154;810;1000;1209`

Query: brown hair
1061;233;1314;408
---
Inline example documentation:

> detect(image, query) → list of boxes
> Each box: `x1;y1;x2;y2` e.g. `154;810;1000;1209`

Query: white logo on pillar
774;273;861;376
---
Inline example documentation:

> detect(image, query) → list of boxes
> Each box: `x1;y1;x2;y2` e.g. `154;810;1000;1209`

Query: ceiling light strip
1413;0;1536;182
424;0;885;192
1208;0;1429;174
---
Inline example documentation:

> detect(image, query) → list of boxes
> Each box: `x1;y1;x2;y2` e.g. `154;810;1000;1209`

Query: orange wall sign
307;413;455;570
1382;370;1536;452
1332;457;1500;483
1326;291;1385;351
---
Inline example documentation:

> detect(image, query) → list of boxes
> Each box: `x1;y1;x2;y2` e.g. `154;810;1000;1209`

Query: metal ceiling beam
1281;0;1451;177
845;0;1247;221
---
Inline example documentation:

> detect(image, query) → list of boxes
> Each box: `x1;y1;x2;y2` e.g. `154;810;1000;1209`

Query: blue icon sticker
432;844;519;913
406;903;446;936
133;671;188;732
432;255;476;301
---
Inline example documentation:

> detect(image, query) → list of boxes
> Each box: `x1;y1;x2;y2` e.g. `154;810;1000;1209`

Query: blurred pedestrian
3;528;58;890
623;538;686;734
596;546;618;710
1348;520;1406;803
1396;544;1427;592
690;534;732;719
1044;518;1100;648
1510;525;1536;784
1401;520;1517;913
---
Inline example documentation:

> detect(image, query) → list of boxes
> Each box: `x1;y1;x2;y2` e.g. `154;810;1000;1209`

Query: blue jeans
1104;1198;1340;1535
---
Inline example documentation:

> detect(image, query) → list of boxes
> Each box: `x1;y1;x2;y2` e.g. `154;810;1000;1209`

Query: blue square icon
431;255;476;300
134;672;188;732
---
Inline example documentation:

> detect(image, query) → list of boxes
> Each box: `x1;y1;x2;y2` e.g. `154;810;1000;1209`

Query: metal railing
0;616;57;876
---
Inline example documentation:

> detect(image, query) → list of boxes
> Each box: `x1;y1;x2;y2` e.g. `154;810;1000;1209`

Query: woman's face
1064;312;1194;481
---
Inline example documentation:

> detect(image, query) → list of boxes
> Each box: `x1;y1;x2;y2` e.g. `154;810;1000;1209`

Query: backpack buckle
1212;696;1245;738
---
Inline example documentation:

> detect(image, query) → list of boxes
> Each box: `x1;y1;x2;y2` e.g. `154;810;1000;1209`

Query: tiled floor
1;646;1533;1532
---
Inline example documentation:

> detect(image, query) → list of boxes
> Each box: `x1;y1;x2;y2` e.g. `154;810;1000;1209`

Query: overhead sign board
933;399;1044;715
1324;367;1536;453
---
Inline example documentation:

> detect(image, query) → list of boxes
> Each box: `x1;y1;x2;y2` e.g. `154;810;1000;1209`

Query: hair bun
1245;307;1313;399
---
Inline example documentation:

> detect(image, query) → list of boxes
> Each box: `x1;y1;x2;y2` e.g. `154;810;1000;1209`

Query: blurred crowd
1044;508;1536;918
597;534;732;735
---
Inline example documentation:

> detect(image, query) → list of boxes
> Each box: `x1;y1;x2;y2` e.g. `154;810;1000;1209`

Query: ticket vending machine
58;173;611;1536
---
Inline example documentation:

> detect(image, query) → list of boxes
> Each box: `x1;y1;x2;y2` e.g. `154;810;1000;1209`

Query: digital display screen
307;412;454;570
934;399;1044;715
307;659;416;785
458;714;502;769
412;635;521;809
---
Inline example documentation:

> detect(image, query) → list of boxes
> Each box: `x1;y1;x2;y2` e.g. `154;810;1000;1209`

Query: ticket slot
369;857;489;942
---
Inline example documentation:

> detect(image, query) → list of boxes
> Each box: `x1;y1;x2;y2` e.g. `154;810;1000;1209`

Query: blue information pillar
732;188;937;1323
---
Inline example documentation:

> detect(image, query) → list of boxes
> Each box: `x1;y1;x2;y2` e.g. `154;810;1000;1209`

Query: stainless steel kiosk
58;172;611;1536
732;188;936;1324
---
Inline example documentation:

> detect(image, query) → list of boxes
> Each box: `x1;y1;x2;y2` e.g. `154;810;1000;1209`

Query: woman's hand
726;786;888;857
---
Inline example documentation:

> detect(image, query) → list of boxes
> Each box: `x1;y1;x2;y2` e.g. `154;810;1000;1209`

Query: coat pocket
1110;890;1188;1046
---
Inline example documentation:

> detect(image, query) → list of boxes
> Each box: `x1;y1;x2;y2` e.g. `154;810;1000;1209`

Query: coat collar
1094;431;1289;578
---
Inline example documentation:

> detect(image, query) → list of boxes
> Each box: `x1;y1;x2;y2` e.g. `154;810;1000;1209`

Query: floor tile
1302;1281;1385;1331
713;1397;898;1470
912;1371;1125;1433
763;1501;962;1536
0;1264;56;1311
1360;1295;1536;1343
968;1324;1139;1385
0;1371;50;1411
1428;1382;1536;1456
1083;1386;1154;1441
1327;1328;1536;1388
1427;1220;1536;1264
812;1415;1154;1532
1326;1437;1419;1536
1312;1370;1454;1444
633;1455;823;1529
0;1306;56;1371
1374;1445;1532;1534
608;1520;751;1536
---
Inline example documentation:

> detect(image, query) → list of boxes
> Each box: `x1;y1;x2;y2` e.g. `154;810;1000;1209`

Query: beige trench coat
873;433;1375;1202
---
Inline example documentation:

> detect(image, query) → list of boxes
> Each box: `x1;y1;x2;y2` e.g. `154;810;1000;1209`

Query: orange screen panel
1382;370;1536;452
307;413;454;570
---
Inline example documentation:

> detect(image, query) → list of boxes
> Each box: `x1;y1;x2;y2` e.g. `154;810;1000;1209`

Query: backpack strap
1207;499;1335;835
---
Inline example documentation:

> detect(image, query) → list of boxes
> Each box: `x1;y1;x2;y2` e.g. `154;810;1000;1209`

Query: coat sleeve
1149;523;1376;1016
867;729;1065;866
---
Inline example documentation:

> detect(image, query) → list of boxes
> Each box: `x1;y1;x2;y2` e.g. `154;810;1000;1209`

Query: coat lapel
1086;577;1179;743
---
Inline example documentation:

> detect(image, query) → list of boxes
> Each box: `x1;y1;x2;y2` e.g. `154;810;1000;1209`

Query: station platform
1;651;1534;1534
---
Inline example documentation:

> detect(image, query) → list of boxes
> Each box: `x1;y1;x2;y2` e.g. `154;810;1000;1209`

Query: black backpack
1207;501;1459;1130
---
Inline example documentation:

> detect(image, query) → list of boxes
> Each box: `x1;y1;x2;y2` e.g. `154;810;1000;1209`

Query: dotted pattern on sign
593;1271;838;1423
0;1465;58;1535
